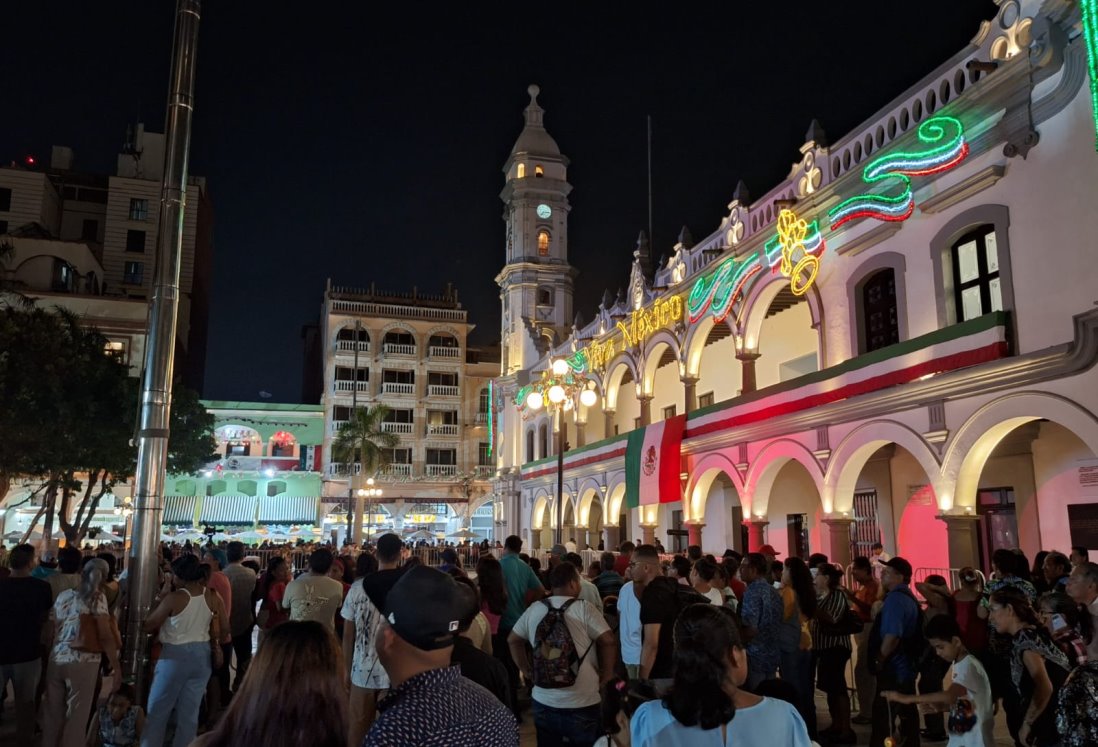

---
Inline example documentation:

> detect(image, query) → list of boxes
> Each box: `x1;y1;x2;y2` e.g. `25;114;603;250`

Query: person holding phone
1037;591;1092;669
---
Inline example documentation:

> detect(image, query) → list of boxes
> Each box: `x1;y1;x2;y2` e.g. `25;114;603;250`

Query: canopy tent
447;528;482;540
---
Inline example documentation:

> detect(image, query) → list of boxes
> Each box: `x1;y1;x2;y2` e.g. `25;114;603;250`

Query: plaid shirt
365;665;518;747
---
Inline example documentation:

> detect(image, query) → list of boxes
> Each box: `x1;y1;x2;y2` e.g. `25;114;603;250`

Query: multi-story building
319;280;499;538
0;124;213;389
496;0;1098;573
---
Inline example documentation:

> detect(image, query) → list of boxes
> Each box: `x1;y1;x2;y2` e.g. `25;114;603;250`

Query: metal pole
349;320;360;545
555;408;565;546
122;0;201;699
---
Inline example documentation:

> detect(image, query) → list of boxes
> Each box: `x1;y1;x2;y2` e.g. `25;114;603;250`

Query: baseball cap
384;565;473;650
883;557;913;581
549;543;567;557
757;544;781;556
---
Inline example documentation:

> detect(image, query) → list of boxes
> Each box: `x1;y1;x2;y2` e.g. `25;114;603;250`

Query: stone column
937;513;982;570
822;517;856;570
641;524;657;546
686;521;705;549
604;525;620;552
638;396;653;427
737;351;761;394
575;421;586;448
682;377;698;413
604;409;616;436
744;519;768;552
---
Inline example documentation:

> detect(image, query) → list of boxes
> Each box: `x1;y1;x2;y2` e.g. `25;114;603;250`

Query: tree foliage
331;405;399;541
0;304;216;545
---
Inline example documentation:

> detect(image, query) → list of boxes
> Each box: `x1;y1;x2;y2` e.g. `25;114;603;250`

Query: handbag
71;613;105;653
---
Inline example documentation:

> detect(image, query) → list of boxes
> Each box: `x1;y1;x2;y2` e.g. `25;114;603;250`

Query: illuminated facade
495;0;1098;572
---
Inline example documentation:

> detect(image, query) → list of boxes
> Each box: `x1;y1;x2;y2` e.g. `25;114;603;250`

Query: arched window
534;165;544;177
526;429;535;463
537;230;550;256
950;225;1002;321
538;423;549;459
537;287;553;307
861;268;899;352
516;163;526;178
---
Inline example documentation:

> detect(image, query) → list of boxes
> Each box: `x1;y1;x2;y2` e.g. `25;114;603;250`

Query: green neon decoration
1084;0;1098;151
487;379;494;456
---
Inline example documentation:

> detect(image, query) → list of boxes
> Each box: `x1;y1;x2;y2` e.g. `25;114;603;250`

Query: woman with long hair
142;554;226;747
777;556;817;737
42;557;120;747
476;554;508;640
629;603;811;746
812;564;855;744
988;587;1071;747
952;567;988;656
193;620;348;747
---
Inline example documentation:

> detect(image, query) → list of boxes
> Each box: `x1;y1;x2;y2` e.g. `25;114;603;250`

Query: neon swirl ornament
487;379;494;456
763;210;825;296
1084;0;1098;152
686;253;761;324
564;349;588;374
828;116;969;230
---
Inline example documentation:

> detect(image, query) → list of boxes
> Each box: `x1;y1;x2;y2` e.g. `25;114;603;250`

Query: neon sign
1084;0;1098;151
828;116;969;230
764;210;825;296
580;295;684;373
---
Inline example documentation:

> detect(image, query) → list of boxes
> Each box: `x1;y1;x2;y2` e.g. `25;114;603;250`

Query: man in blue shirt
738;552;783;690
869;556;922;747
498;535;544;719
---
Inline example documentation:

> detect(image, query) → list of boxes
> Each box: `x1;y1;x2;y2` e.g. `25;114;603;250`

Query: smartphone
1049;613;1068;634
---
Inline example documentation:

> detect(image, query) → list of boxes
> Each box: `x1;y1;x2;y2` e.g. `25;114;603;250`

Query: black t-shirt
362;566;410;613
0;576;52;664
451;636;511;707
640;576;680;679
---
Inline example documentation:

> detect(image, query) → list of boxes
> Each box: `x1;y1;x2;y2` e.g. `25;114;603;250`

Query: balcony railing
331;419;348;434
381;382;415;395
429;346;461;359
382;343;416;356
475;411;489;424
475;465;495;478
328;462;361;476
382;421;414;434
330;298;466;322
333;380;370;394
427;384;459;397
336;340;370;354
379;463;412;477
426;464;457;477
426;423;459;436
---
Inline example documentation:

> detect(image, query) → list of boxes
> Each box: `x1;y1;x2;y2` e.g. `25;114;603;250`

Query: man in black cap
365;565;518;747
869;556;922;747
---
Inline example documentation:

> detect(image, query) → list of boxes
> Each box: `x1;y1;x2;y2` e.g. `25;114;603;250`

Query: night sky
2;2;998;403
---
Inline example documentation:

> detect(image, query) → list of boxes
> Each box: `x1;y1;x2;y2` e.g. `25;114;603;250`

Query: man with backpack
508;561;617;746
868;556;924;747
630;544;708;681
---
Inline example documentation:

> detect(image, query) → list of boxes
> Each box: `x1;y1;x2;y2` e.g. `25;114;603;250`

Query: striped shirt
813;590;853;651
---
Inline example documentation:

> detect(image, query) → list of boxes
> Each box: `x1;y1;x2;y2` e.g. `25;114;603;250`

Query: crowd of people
1;534;1097;746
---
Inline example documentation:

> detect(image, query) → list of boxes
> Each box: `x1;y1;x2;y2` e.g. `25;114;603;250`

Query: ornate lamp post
515;356;600;545
358;477;382;545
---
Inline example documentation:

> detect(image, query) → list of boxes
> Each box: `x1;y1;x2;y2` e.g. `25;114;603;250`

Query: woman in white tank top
140;554;227;747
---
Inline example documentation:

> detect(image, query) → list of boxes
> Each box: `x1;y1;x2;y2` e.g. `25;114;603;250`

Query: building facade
0;124;213;389
319;281;499;538
495;0;1098;573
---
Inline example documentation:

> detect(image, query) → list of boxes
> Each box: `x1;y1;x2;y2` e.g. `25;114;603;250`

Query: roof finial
528;84;540;103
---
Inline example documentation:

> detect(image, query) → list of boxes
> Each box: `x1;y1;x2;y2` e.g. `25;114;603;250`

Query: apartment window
104;340;127;362
52;259;74;292
698;392;715;408
382;369;415;384
332;405;353;421
382;448;411;464
537;287;553;306
427;371;458;387
537;230;550;256
129;198;149;221
81;219;98;242
951;226;1002;321
0;187;11;212
383;408;413;423
334;366;368;381
526;430;535;463
478;387;490;413
123;261;144;285
427;410;458;425
861;268;899;352
426;448;456;465
126;229;146;253
478;442;491;466
662;405;677;420
534;165;544;177
0;220;7;235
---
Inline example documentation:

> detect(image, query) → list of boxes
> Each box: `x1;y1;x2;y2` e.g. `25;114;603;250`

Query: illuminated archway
744;438;825;518
824;421;942;514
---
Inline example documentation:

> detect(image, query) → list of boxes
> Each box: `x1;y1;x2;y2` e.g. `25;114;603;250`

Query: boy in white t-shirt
883;615;994;747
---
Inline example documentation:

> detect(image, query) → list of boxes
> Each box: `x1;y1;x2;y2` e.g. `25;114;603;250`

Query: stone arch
941;391;1098;511
744;438;825;517
576;478;604;526
686;451;746;521
824;420;941;514
602;353;640;411
640;331;683;397
605;478;627;524
739;272;825;355
682;313;734;379
532;491;552;529
334;323;370;345
469;490;494;514
380;322;419;349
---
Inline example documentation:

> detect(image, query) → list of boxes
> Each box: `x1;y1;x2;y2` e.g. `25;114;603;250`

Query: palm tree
331;405;399;543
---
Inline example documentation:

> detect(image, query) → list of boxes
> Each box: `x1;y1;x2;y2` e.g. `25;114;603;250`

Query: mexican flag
625;414;686;509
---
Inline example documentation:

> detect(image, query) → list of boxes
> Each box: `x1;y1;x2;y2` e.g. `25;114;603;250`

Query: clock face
536;204;552;220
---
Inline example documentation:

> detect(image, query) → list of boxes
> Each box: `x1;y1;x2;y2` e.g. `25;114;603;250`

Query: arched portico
744;438;825;517
824;421;942;514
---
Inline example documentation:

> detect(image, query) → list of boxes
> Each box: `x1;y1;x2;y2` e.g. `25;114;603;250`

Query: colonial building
319;281;499;538
495;0;1098;574
0;125;213;388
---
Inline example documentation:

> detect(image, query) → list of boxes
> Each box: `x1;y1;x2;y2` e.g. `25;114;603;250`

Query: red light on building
24;155;36;166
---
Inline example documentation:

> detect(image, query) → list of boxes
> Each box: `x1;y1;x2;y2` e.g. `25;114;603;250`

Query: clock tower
496;85;577;375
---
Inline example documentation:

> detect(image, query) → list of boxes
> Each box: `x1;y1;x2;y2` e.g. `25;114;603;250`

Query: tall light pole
123;0;201;699
359;477;381;544
519;357;599;546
